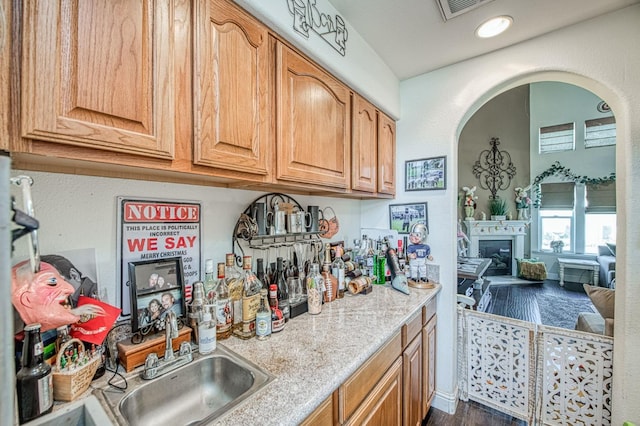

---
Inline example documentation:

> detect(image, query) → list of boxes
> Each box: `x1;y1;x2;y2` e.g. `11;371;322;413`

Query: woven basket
52;338;100;402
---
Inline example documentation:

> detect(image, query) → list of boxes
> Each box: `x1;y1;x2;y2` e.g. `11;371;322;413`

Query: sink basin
99;345;272;426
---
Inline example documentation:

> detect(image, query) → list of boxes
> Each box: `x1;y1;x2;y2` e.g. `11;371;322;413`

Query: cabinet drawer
423;298;437;325
301;391;336;426
402;310;422;349
339;332;401;422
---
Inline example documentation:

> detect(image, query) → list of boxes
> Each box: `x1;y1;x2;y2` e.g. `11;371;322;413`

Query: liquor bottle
256;258;267;290
276;257;290;321
234;256;262;339
331;245;346;299
306;264;323;315
269;284;285;332
214;262;232;340
203;259;217;303
364;236;376;280
322;244;337;302
225;253;244;334
16;323;53;423
255;289;272;340
198;305;217;354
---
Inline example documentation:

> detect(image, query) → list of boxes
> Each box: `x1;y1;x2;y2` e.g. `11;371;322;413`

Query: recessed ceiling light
475;15;513;38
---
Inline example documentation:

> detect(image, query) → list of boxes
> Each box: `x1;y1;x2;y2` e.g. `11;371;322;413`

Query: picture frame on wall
128;257;185;332
405;156;446;191
389;202;429;234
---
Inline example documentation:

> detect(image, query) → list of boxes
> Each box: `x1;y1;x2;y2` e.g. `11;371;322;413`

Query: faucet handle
145;353;159;369
179;342;192;356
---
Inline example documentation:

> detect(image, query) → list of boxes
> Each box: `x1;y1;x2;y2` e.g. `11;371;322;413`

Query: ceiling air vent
435;0;495;21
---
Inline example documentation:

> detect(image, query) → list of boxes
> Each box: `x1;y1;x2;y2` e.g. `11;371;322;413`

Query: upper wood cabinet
377;112;396;195
21;0;175;159
351;94;378;193
193;0;270;177
351;93;396;195
276;42;351;190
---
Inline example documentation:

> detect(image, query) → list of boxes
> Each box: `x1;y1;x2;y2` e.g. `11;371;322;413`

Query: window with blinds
585;117;616;148
586;181;616;213
540;182;575;209
539;123;575;154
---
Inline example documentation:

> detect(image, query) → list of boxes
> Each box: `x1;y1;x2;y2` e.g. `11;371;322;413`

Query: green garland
531;161;615;207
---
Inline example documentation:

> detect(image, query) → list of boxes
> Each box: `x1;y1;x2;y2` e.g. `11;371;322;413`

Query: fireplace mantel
464;219;530;276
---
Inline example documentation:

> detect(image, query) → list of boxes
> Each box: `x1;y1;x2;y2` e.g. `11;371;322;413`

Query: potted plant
489;198;509;221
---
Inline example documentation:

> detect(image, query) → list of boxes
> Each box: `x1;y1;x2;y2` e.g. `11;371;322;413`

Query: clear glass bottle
306;263;323;315
234;256;262;340
276;257;290;321
16;323;53;423
203;259;216;303
198;306;217;354
215;262;232;340
225;253;244;334
331;245;346;299
255;289;272;340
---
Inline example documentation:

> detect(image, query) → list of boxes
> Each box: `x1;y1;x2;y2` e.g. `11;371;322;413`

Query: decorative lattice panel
458;308;536;422
536;326;613;426
458;308;614;426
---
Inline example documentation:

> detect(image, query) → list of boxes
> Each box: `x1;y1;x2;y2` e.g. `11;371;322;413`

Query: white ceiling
329;0;639;80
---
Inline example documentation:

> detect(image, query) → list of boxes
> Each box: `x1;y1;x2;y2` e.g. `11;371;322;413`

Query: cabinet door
193;0;270;177
276;42;350;189
403;335;423;426
422;314;437;415
377;112;396;195
21;0;175;158
346;358;402;426
351;94;377;193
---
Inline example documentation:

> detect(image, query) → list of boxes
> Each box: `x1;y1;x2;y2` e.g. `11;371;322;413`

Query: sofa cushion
605;242;616;256
575;312;605;335
584;284;615;319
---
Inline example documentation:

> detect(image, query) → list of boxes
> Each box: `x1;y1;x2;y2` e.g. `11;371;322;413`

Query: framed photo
389;202;429;234
128;257;185;332
405;156;446;191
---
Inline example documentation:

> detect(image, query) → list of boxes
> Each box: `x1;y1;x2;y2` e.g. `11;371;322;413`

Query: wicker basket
52;338;100;402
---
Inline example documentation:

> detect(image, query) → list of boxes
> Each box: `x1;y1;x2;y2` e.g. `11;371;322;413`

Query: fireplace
479;240;512;276
464;219;529;276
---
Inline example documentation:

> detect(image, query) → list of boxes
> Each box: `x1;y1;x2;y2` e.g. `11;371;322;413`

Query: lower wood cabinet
403;334;423;426
303;298;437;425
423;313;437;412
345;357;403;426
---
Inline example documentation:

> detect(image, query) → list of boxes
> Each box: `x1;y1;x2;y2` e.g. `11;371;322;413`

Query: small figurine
480;211;487;221
407;223;433;282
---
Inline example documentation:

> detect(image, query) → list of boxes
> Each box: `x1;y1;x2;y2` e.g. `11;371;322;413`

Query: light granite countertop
91;282;440;425
213;282;441;426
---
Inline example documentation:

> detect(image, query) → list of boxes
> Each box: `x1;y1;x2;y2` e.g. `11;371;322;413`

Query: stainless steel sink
98;345;272;426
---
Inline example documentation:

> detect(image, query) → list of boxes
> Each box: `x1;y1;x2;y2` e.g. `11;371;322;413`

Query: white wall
233;0;400;118
9;171;362;308
386;5;640;422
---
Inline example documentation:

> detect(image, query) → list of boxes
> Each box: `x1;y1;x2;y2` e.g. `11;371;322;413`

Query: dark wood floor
424;399;526;426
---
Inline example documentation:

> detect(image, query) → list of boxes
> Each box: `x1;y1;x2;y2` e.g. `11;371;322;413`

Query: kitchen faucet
164;311;178;362
142;311;192;380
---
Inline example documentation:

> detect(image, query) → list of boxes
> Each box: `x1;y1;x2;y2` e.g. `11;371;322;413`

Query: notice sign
117;198;201;317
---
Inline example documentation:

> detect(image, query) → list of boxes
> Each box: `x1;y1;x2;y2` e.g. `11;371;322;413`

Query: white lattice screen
458;307;614;425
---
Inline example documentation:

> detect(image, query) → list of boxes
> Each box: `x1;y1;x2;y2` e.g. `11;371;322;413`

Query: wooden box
117;326;192;372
